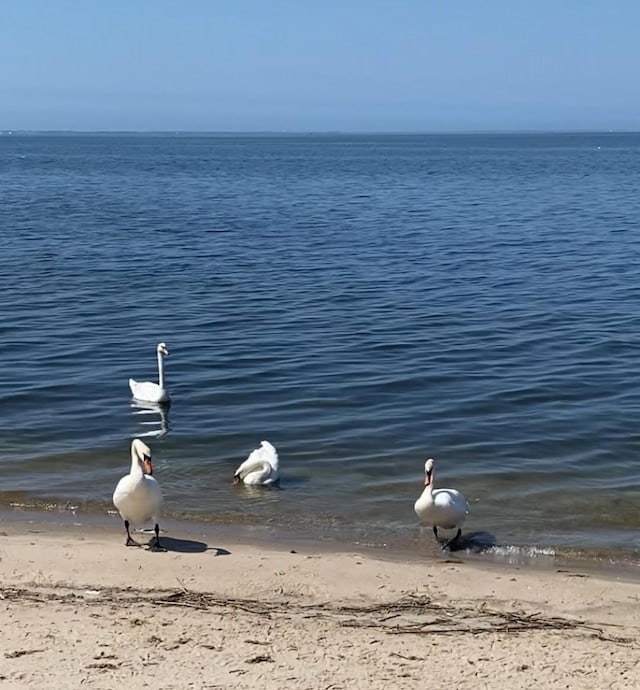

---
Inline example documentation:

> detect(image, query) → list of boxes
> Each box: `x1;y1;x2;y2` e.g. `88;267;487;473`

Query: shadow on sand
148;536;231;555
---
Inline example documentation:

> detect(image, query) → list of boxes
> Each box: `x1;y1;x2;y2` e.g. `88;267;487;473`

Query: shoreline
1;503;639;583
1;516;639;689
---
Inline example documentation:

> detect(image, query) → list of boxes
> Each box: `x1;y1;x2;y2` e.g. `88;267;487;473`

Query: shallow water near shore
1;131;640;571
1;506;639;584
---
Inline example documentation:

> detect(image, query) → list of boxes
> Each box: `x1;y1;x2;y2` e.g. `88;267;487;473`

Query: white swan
233;440;280;486
414;458;469;549
129;342;170;404
113;438;164;550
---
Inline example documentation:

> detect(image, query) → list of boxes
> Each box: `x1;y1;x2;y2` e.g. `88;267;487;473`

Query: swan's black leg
442;528;462;551
432;526;439;541
148;523;165;552
124;520;138;547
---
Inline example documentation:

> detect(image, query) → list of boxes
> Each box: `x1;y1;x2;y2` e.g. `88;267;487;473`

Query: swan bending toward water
233;441;280;486
129;343;170;404
113;438;164;551
414;458;469;549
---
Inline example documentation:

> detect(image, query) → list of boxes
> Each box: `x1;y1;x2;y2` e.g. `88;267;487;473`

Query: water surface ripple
1;133;639;564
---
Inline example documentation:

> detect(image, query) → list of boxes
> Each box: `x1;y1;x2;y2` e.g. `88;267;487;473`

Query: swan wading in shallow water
129;342;170;404
113;438;164;551
414;458;469;549
233;440;280;486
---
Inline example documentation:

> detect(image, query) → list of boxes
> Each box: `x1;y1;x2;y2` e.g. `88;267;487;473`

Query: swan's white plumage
234;441;280;486
129;342;170;404
113;439;162;532
414;458;469;537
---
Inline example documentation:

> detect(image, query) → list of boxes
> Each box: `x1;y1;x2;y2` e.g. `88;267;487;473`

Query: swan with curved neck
414;458;469;549
113;438;164;551
129;343;170;404
233;441;280;486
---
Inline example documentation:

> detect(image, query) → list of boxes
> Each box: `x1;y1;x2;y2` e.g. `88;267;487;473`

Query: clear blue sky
1;1;638;132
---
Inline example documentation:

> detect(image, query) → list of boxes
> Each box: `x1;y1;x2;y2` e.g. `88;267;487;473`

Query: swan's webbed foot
147;524;166;552
442;529;462;551
432;526;463;551
124;521;140;547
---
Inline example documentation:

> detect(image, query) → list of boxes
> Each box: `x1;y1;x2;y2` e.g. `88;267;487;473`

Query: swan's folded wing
130;380;166;403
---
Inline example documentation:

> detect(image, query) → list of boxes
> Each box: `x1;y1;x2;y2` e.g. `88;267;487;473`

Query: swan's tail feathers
260;440;279;468
129;379;138;395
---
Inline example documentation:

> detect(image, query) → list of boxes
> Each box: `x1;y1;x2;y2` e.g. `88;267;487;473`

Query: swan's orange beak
143;456;153;476
424;471;432;486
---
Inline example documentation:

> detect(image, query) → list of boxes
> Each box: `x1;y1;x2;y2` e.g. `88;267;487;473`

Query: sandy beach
0;518;638;689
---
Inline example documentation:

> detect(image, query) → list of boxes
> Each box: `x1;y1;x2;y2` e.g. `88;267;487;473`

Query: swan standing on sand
113;439;164;551
414;458;469;549
129;342;170;404
233;441;280;486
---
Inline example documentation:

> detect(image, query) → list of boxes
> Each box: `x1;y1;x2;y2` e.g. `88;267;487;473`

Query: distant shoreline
2;129;638;136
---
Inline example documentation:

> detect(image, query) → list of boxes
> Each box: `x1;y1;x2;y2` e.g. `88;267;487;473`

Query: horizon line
1;128;637;136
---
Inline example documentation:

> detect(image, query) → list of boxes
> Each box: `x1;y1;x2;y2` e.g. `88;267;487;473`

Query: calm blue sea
1;132;639;565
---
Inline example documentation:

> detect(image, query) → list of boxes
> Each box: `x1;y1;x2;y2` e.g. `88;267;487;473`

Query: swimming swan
129;342;170;404
113;438;164;550
233;440;280;486
414;458;469;549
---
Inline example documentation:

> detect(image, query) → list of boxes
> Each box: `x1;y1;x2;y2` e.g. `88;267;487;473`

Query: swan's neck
246;460;272;480
259;460;272;475
130;450;144;478
157;351;165;388
425;470;435;491
420;482;434;504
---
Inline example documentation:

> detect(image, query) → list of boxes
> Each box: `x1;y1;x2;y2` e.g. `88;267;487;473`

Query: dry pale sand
0;519;639;689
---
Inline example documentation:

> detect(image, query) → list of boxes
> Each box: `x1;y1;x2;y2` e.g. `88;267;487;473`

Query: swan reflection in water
130;400;170;438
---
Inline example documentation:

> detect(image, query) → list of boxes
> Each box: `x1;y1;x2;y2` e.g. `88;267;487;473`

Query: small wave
483;544;557;565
